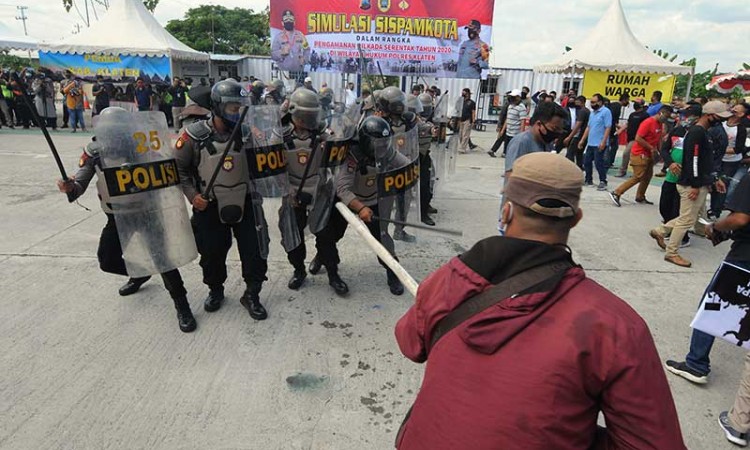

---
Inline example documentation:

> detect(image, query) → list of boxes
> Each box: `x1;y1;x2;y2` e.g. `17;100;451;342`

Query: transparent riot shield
377;126;421;243
96;109;197;278
308;111;357;234
244;104;301;258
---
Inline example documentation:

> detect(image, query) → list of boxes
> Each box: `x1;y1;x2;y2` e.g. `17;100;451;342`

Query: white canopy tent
39;0;207;64
0;23;38;52
535;0;692;76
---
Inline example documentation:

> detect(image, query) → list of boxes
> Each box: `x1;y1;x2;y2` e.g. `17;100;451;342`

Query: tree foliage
165;6;270;55
63;0;159;14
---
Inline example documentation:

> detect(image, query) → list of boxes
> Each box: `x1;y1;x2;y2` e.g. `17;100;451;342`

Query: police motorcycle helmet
418;93;434;118
377;86;406;116
357;116;393;165
288;87;322;131
210;79;247;129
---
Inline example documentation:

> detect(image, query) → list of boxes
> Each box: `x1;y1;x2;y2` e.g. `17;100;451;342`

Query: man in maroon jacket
394;152;686;450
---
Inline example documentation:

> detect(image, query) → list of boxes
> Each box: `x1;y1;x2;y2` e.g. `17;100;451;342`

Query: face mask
540;124;561;143
223;113;241;128
591;103;601;110
468;31;478;39
680;116;698;128
283;22;294;31
521;92;528;99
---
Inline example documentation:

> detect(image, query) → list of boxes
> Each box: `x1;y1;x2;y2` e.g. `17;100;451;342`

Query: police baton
20;93;76;203
202;105;250;200
372;215;463;236
335;202;419;296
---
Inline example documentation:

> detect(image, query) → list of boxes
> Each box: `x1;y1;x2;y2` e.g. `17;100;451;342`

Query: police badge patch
366;177;375;187
79;151;89;168
222;155;234;171
175;134;186;150
298;152;309;165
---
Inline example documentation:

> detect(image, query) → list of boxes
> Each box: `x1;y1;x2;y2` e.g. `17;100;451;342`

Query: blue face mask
224;113;241;127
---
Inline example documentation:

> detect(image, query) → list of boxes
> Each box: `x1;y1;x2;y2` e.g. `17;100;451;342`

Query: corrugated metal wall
239;56;273;82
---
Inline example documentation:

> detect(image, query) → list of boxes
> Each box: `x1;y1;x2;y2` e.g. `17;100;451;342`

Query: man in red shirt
609;105;673;206
394;152;686;450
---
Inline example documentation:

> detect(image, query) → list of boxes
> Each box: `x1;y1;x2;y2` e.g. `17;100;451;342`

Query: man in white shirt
345;82;357;108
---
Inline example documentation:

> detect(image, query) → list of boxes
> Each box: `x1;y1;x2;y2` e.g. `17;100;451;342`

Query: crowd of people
40;68;750;448
486;83;750;447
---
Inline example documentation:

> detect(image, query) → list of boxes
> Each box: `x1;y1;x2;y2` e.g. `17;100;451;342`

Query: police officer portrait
271;9;311;73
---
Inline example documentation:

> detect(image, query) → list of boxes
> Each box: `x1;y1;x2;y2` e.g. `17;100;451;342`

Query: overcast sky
2;0;746;72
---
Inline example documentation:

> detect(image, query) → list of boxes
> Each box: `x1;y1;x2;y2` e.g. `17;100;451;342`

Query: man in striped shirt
489;89;527;158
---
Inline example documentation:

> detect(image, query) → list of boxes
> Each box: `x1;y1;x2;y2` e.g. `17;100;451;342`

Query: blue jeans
69;108;85;129
584;145;608;184
686;259;750;375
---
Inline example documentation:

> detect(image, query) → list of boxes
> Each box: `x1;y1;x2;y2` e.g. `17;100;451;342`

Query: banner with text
269;0;494;79
582;71;676;103
39;52;171;82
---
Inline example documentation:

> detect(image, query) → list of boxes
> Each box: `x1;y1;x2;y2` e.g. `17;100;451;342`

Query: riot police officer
281;88;349;295
376;86;419;242
249;80;266;106
174;79;269;321
329;116;407;296
412;93;437;226
56;110;196;333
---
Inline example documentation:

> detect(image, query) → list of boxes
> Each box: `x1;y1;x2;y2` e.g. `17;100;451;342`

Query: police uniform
282;126;343;275
456;37;489;78
271;30;311;73
329;139;410;295
174;119;269;304
416;119;435;218
65;140;194;331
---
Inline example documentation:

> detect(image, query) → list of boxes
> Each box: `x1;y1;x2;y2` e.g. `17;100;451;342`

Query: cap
504;153;583;218
680;103;703;117
465;20;481;31
702;100;733;118
509;88;522;97
304;77;312;83
282;10;295;22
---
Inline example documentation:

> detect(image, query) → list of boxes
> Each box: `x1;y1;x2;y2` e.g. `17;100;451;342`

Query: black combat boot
203;286;224;312
173;296;197;333
387;270;404;296
308;254;323;275
288;267;307;290
118;276;151;296
327;266;349;296
240;283;268;321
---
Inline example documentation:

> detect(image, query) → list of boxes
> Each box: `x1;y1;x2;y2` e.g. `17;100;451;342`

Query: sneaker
608;191;621;207
487;151;496;158
616;172;627;178
649;229;667;250
596;182;607;191
584;181;594;187
636;198;654;205
680;239;691;249
665;360;708;384
719;411;749;446
665;254;692;268
655;171;667;178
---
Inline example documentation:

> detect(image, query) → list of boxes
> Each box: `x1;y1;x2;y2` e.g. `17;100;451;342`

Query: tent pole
685;66;695;101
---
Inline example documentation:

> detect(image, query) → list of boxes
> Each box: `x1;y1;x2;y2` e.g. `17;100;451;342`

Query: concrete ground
0;127;744;449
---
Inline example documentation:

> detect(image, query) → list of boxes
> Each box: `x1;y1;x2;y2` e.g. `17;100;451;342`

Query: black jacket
678;124;716;188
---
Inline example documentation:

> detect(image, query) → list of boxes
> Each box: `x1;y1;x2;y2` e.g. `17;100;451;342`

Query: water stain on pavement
285;372;328;391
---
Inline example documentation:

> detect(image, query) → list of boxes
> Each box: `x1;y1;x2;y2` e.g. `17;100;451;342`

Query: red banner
269;0;494;79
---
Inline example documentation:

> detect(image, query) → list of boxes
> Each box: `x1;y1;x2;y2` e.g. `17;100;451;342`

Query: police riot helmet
418;93;434;118
269;79;286;99
251;80;266;98
405;93;424;115
377;86;406;116
357;116;392;161
288;87;322;131
210;79;246;128
319;87;334;108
